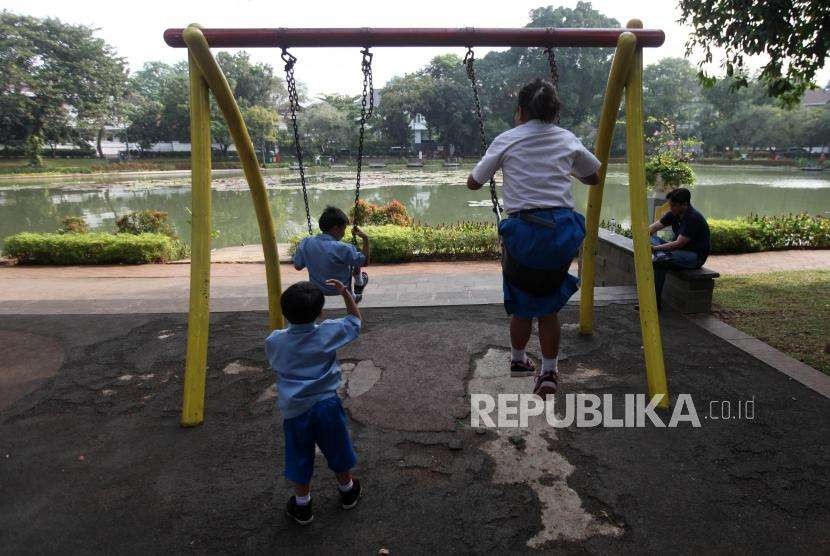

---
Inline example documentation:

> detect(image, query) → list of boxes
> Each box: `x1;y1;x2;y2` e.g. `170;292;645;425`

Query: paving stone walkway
0;261;638;315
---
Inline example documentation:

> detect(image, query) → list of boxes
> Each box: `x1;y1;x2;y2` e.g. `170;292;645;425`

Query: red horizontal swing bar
164;27;664;49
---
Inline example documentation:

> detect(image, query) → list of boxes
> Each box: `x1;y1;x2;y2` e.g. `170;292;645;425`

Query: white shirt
470;120;601;213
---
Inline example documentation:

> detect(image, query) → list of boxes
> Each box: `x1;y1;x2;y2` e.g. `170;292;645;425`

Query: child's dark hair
517;78;560;123
280;281;325;324
666;187;691;205
318;206;349;232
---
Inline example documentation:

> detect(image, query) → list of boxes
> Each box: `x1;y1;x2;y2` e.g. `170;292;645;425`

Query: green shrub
116;210;176;237
708;219;763;253
3;233;178;264
288;213;829;263
58;216;89;234
645;152;696;188
290;223;499;263
0;165;94;175
746;212;830;250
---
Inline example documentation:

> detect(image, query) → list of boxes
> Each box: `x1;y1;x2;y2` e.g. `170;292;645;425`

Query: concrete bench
591;228;719;313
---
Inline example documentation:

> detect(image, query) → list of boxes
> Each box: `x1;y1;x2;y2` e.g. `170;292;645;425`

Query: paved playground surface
1;305;828;553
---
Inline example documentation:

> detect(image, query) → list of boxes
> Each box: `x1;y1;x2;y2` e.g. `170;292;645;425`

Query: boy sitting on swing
293;206;371;302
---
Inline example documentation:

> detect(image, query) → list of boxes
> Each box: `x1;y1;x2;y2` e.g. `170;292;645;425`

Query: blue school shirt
293;234;366;295
265;315;362;419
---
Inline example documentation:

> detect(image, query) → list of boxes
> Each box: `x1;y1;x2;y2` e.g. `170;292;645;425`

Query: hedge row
291;224;500;263
3;233;179;264
293;214;829;263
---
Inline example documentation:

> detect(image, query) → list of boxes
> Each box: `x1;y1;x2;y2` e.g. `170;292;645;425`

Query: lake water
1;164;828;249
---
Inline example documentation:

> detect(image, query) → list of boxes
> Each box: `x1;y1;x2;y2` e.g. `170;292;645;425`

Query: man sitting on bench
647;187;711;311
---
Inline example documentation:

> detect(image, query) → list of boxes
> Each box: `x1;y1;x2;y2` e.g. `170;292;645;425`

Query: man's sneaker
533;371;559;397
339;478;362;510
286;496;313;525
353;272;369;295
510;358;536;377
354;292;363;304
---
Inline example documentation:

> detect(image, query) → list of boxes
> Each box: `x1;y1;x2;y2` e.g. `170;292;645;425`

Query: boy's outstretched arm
325;279;361;321
353;225;371;266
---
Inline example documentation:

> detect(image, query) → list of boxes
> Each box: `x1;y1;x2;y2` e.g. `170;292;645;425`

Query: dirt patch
0;330;64;411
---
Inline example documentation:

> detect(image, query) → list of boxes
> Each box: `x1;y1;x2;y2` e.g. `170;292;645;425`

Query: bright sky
6;0;829;97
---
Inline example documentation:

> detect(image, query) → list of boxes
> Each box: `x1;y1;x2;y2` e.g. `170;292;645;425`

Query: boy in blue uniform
293;207;370;302
265;279;363;525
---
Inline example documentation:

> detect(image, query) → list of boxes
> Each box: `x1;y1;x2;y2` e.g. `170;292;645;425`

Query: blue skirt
499;208;586;318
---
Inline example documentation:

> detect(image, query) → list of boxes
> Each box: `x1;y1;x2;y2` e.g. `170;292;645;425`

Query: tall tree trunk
96;128;105;159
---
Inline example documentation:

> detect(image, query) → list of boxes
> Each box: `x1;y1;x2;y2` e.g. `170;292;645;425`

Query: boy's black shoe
510;358;536;377
286;496;314;525
533;371;559;397
339;479;362;510
353;272;369;295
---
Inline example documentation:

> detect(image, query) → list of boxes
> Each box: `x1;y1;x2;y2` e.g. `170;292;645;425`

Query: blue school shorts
283;396;357;485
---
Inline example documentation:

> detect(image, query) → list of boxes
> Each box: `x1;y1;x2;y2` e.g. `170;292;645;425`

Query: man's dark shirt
659;205;711;263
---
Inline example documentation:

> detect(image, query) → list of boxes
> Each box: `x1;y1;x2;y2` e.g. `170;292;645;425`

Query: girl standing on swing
467;78;601;396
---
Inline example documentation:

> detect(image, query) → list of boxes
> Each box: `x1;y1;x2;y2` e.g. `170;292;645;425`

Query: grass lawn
713;270;830;374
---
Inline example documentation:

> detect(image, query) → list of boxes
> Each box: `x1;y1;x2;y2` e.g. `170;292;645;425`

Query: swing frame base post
181;48;212;428
623;19;669;409
180;24;286;427
578;31;637;336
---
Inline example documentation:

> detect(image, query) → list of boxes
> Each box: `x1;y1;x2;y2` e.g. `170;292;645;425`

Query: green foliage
644;118;697;188
746;213;830;250
0;165;94;175
645;152;697;188
0;12;128;162
679;0;830;106
350;200;413;227
3;233;178;264
58;216;89;234
643;58;702;127
290;223;500;263
707;219;763;253
603;213;829;254
115;210;176;237
299;102;352;154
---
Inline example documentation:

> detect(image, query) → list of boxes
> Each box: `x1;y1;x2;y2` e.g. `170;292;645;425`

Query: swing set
164;22;670;427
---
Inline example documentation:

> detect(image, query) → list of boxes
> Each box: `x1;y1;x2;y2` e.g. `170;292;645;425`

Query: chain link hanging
543;46;561;124
464;47;502;222
281;48;313;235
352;47;374;244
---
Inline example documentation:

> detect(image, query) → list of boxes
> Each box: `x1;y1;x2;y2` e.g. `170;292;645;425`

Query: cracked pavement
0;305;828;553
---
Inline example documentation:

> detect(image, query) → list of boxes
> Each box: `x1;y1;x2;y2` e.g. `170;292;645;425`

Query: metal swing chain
281;48;313;235
543;46;561;124
464;47;502;222
352;47;374;244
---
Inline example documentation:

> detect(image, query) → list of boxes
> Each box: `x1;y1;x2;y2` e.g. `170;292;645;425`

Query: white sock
295;493;311;506
353;272;365;286
511;347;527;363
337;479;354;492
542;356;558;374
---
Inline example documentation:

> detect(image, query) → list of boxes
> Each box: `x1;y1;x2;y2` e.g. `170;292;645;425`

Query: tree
299;102;351;154
125;61;190;151
215;52;286;109
0;12;128;164
679;0;830;105
478;2;619;136
242;105;279;162
643;58;701;133
376;75;421;149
